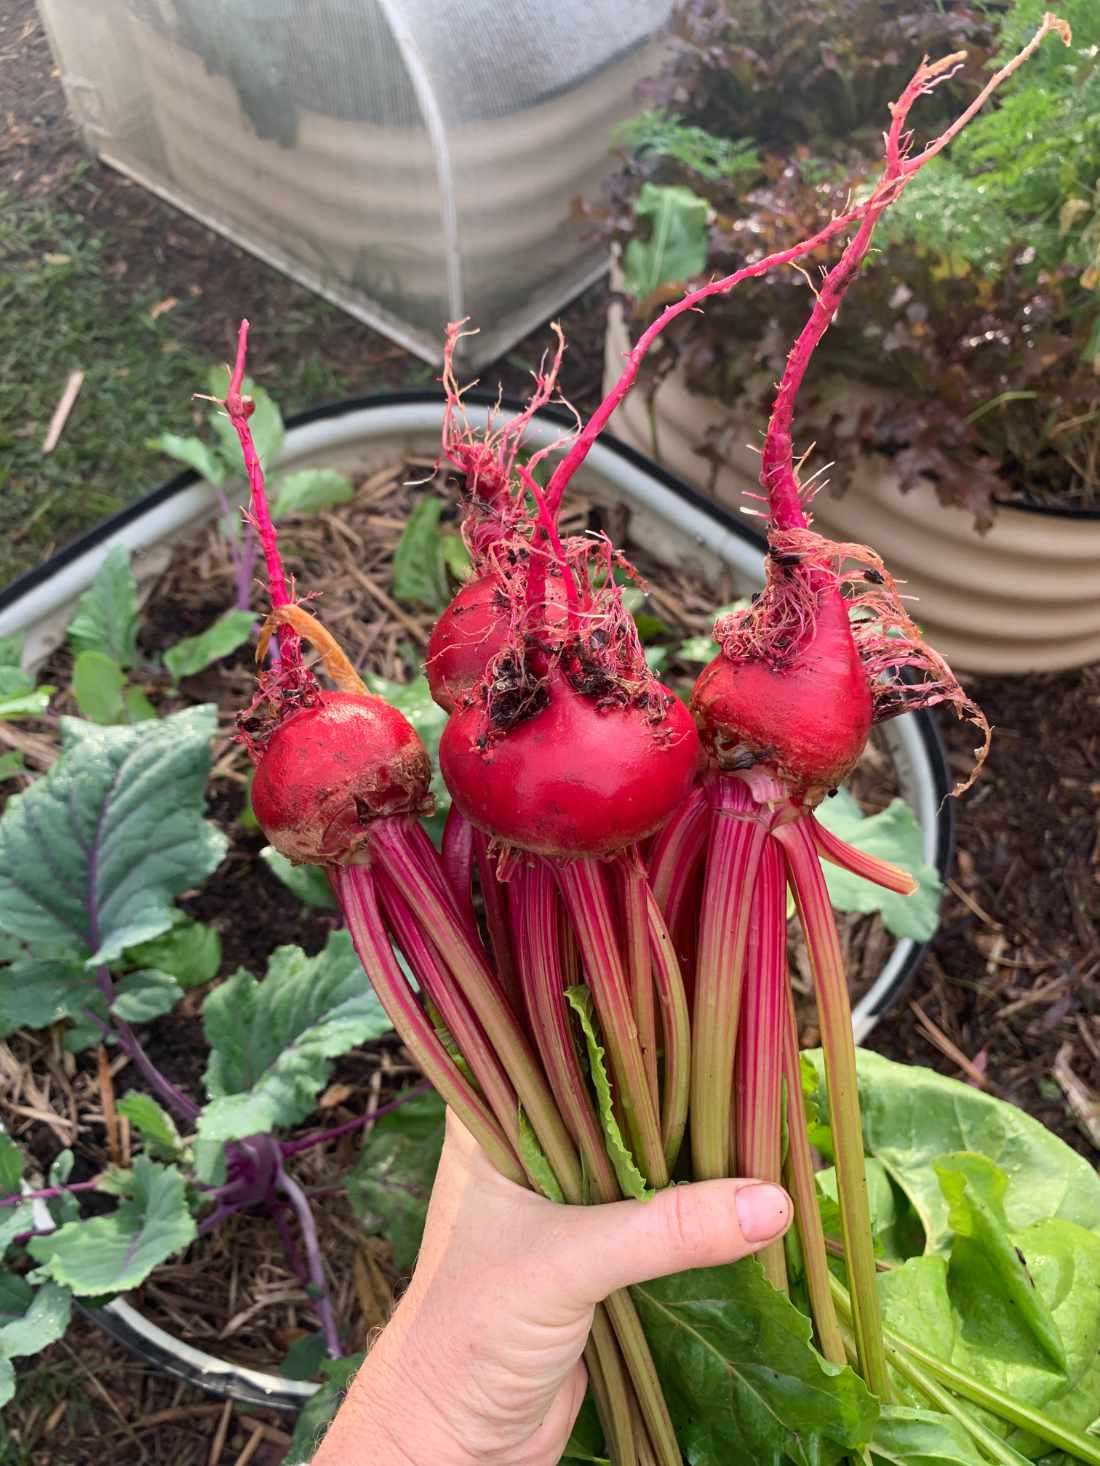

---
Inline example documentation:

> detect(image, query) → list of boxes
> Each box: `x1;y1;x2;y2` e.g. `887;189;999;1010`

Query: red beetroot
252;691;431;865
692;591;872;803
440;671;699;860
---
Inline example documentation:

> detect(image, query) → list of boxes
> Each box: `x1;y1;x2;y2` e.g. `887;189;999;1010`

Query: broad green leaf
0;641;52;721
815;790;942;940
71;650;126;724
0;1200;38;1255
518;1108;565;1205
0;1273;33;1318
125;917;222;988
392;496;451;609
622;184;708;300
27;1157;196;1294
0;1138;22;1196
0;957;96;1038
115;1094;182;1161
869;1405;990;1464
283;1353;364;1465
192;1138;226;1187
560;1395;610;1463
632;1258;878;1465
804;1050;1100;1253
565;986;649;1202
0;1280;71;1359
67;545;140;668
123;685;158;723
0;706;226;967
0;680;53;721
280;1331;328;1381
198;930;392;1141
148;432;227;486
46;1152;79;1225
207;375;285;469
271;468;354;519
346;1092;445;1270
935;1153;1067;1373
260;847;338;909
163;609;255;682
0;751;25;780
111;970;184;1023
439;530;473;582
815;1156;920;1265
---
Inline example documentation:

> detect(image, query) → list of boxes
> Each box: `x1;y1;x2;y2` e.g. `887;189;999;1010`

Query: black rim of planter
7;390;953;1405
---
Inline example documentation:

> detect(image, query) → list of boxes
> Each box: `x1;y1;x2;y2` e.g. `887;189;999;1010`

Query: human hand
314;1109;792;1466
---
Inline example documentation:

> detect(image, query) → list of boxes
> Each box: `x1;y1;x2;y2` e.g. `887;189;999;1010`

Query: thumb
544;1180;792;1306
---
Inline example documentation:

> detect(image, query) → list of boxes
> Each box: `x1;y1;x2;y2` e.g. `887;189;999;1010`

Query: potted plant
595;0;1100;671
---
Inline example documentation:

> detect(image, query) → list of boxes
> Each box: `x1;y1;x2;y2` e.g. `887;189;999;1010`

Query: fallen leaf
319;1082;357;1109
149;297;178;321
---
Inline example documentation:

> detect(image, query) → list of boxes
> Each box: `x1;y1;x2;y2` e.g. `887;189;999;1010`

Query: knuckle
661;1183;709;1260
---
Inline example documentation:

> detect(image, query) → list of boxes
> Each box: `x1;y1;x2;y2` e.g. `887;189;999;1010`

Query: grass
0;184;435;588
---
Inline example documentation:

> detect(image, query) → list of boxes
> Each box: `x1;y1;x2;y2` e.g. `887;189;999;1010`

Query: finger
543;1179;792;1305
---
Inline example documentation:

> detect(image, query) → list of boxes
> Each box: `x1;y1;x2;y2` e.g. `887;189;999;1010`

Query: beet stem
368;820;584;1200
334;863;524;1184
556;858;669;1190
733;839;788;1294
808;812;918;895
621;852;659;1113
779;979;847;1366
775;816;891;1399
588;1307;640;1466
689;779;768;1180
645;888;690;1173
472;827;525;1021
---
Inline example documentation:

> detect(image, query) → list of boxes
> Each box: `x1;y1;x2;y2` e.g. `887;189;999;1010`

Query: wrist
334;1340;480;1466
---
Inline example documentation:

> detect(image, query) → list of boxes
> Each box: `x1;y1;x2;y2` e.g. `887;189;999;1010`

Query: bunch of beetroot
225;17;1065;1463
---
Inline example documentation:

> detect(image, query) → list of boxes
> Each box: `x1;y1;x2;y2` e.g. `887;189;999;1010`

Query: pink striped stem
332;863;523;1184
645;785;709;923
733;837;788;1293
690;776;769;1179
375;868;522;1155
779;979;846;1365
621;850;659;1111
509;862;619;1202
774;815;890;1399
441;805;477;928
368;818;583;1202
556;858;669;1189
472;827;523;1020
809;812;918;895
645;888;690;1172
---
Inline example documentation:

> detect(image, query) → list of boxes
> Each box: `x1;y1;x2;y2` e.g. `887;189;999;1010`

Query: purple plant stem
0;1179;101;1209
279;1083;431;1159
690;777;768;1180
276;1166;342;1359
197;1202;240;1238
556;857;667;1189
214;482;255;612
733;837;788;1293
85;983;199;1127
272;1200;308;1285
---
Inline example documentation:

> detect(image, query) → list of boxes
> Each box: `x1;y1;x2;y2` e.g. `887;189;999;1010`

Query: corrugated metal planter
604;293;1100;675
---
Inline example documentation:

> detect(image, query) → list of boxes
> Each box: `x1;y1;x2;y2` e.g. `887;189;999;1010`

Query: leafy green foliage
163;609;255;683
0;958;90;1041
271;468;354;518
125;916;222;989
621;184;708;302
261;847;338;909
0;706;226;967
198;930;392;1141
613;110;759;183
110;969;184;1024
148;432;227;486
0;1278;73;1405
815;788;943;940
115;1094;182;1161
67;546;141;669
280;1332;329;1382
71;650;126;724
868;1405;990;1464
346;1092;445;1270
517;1109;565;1205
0;637;53;722
565;986;650;1202
560;1396;610;1463
0;751;24;781
633;1258;878;1465
27;1158;196;1295
283;1353;364;1464
392;496;470;610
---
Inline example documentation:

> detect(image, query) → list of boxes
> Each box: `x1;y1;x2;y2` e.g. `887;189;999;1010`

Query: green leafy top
0;634;53;722
198;930;392;1141
0;706;226;966
67;545;141;668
